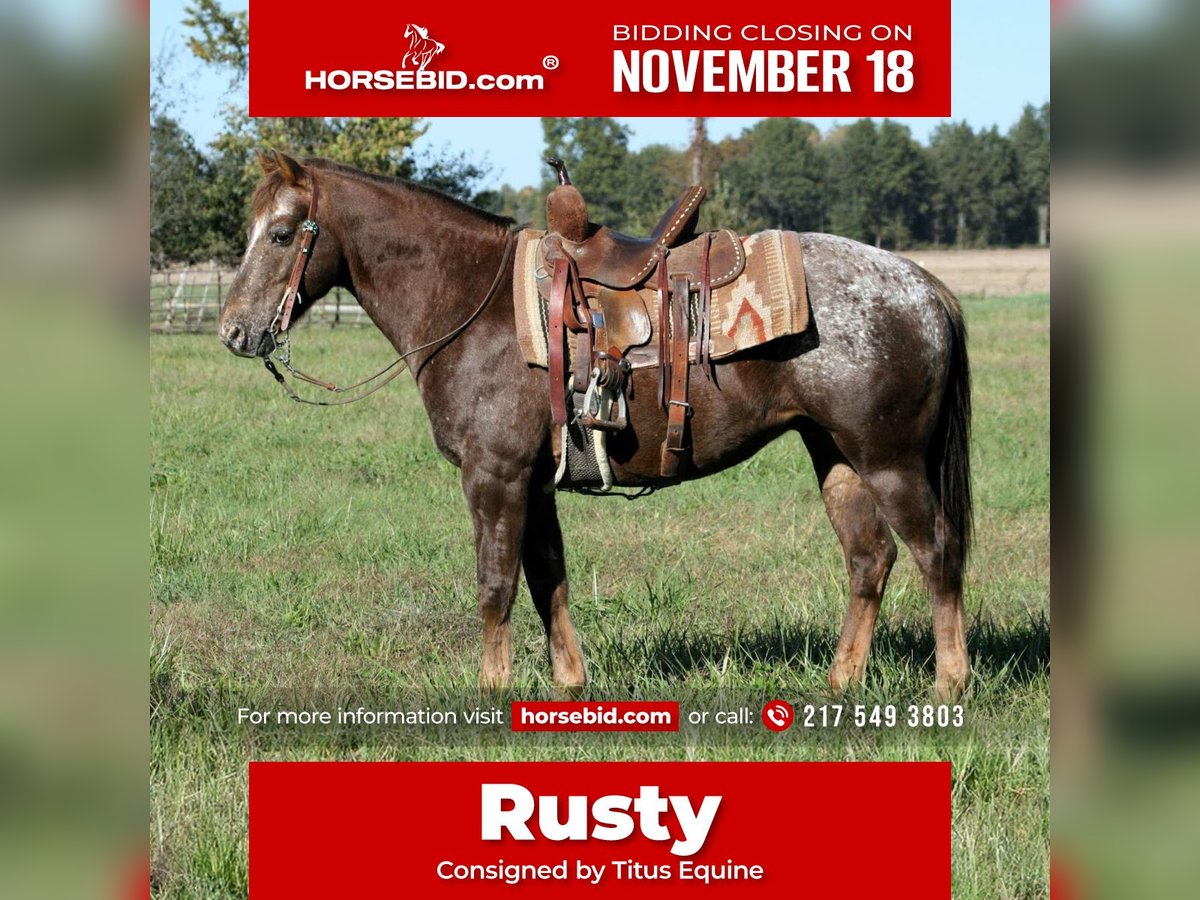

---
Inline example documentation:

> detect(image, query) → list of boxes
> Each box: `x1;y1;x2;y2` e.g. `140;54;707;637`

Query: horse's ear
256;149;275;175
271;149;303;184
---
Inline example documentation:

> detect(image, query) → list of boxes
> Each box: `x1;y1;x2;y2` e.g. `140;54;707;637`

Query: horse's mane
250;156;514;229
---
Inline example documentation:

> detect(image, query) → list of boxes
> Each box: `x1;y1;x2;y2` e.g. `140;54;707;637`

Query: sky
150;0;1049;187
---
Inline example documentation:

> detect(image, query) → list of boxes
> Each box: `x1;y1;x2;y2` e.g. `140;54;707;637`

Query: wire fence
150;267;371;333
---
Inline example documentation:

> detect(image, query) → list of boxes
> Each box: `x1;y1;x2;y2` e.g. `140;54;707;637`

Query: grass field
150;294;1050;898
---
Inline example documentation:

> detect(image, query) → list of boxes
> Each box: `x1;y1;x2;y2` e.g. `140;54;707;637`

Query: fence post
199;277;210;331
165;271;175;332
183;269;192;327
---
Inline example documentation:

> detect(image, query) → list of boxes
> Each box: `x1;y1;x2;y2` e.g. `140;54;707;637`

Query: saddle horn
545;156;572;186
544;157;588;243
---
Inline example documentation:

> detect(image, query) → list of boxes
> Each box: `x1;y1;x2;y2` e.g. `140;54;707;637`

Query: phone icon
761;700;794;732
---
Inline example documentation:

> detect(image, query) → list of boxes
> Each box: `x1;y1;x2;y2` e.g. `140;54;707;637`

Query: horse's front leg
523;491;587;692
462;461;531;691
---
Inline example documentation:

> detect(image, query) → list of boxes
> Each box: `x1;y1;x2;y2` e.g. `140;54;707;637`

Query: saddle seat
543;155;745;292
565;187;706;288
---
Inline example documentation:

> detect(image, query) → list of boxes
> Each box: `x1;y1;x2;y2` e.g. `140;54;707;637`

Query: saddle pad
512;228;809;370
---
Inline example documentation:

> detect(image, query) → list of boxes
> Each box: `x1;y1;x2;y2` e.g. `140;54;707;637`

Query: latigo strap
660;273;693;478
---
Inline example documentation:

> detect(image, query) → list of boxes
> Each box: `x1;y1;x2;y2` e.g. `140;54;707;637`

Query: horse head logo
402;23;446;72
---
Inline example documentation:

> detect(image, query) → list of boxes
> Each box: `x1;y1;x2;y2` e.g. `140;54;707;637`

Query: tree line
152;108;1048;267
151;4;1047;266
496;112;1048;250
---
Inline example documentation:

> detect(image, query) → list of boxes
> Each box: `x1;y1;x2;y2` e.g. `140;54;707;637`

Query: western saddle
539;157;745;482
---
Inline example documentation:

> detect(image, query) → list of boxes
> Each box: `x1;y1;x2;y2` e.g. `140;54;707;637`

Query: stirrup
579;364;627;432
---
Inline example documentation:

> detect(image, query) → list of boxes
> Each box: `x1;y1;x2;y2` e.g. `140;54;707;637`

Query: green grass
151;294;1049;898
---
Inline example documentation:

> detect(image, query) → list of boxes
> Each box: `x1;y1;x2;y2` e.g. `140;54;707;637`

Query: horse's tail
928;275;973;562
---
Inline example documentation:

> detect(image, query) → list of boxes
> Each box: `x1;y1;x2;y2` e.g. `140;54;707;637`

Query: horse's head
404;23;423;39
218;150;341;357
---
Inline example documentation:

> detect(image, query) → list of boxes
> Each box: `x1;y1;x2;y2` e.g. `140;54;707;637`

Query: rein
261;171;520;406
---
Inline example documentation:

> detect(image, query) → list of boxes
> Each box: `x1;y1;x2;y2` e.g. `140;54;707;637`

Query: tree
688;117;708;185
696;175;756;235
150;116;211;266
475;184;540;223
722;118;825;232
873;120;932;247
182;0;248;85
928;122;1022;248
1009;102;1050;245
541;118;632;227
928;122;981;247
976;126;1022;245
201;135;254;263
183;0;424;177
620;144;688;234
412;147;493;203
824;120;880;243
197;114;432;262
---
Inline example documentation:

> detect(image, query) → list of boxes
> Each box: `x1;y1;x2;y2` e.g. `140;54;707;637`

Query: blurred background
0;0;147;897
145;4;1051;899
1054;1;1200;898
4;0;1200;894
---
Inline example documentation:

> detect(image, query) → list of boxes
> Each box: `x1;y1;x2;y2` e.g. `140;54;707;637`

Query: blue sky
151;0;1049;187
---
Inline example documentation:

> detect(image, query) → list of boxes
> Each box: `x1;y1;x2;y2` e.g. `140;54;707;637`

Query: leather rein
261;170;519;406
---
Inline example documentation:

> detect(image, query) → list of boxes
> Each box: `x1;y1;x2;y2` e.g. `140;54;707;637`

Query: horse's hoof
553;679;587;699
479;673;513;696
827;662;861;694
935;669;971;704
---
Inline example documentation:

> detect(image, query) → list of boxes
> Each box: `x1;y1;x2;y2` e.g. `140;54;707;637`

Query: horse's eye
270;229;294;246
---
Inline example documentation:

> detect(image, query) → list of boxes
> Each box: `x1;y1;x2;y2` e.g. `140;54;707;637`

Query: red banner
248;1;950;116
249;761;949;897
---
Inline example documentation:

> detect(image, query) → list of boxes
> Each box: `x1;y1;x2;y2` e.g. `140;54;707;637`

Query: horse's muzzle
219;319;267;358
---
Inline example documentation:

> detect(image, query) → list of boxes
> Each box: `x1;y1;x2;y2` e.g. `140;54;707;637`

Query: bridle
260;169;519;406
269;170;321;337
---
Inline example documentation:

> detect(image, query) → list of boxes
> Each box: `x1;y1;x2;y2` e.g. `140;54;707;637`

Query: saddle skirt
513;228;810;371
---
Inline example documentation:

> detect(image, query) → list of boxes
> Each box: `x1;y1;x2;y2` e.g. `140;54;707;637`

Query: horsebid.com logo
304;21;547;93
401;23;444;72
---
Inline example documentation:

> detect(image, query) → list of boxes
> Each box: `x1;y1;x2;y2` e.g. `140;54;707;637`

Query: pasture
151;292;1049;898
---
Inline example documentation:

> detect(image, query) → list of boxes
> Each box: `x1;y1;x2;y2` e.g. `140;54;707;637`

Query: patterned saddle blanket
512;228;810;370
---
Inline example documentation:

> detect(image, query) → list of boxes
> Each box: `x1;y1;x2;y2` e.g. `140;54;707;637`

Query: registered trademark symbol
542;55;559;70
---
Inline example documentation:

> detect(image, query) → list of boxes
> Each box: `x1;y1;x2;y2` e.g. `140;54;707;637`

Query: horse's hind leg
801;428;897;692
522;491;587;691
853;460;970;702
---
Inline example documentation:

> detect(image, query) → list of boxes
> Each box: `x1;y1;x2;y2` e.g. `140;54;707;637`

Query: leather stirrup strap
655;244;670;410
661;273;692;477
574;332;591;393
569;258;594;391
696;232;713;376
548;256;570;426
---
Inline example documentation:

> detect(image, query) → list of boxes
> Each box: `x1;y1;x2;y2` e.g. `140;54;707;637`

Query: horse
218;150;974;701
402;24;445;72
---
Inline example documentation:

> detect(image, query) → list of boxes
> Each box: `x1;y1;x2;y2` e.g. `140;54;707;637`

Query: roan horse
218;151;974;701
